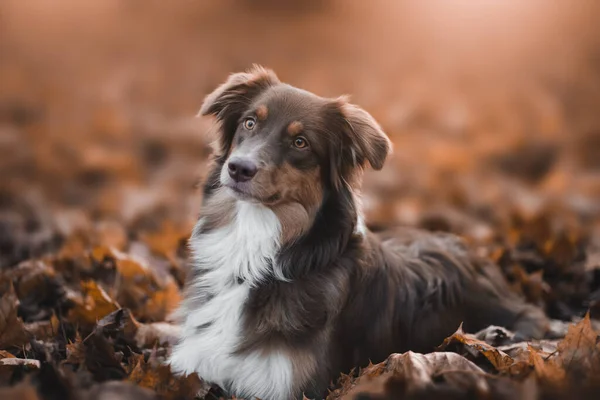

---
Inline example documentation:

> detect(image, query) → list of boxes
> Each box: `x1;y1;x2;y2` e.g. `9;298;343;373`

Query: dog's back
334;228;548;373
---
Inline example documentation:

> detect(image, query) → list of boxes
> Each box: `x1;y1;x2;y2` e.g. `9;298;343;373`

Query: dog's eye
293;136;309;149
243;118;256;130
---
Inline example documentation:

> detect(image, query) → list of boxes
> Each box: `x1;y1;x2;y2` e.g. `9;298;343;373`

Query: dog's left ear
334;98;392;171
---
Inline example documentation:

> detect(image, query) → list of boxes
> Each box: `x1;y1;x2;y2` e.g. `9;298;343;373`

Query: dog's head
200;65;391;218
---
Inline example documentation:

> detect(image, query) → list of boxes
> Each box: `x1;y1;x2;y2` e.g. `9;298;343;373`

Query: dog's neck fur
199;156;362;281
192;199;283;286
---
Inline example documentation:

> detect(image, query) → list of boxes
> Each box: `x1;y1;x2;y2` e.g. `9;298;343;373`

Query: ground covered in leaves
1;1;600;399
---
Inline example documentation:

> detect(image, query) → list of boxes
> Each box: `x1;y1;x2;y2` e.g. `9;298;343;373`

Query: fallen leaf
84;330;127;382
438;324;515;371
0;350;15;358
329;351;488;400
555;313;600;373
64;333;86;366
0;283;29;350
68;281;120;326
142;280;181;323
128;351;206;400
91;247;180;322
529;344;565;383
0;382;40;400
140;222;190;265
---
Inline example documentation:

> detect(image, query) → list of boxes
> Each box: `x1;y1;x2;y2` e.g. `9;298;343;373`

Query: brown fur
195;187;236;234
272;202;312;245
287;120;303;135
256;104;269;120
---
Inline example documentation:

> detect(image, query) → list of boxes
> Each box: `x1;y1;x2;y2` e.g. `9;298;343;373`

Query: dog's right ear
199;65;279;155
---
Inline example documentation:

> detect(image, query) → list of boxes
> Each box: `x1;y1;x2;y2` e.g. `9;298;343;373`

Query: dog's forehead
252;84;327;120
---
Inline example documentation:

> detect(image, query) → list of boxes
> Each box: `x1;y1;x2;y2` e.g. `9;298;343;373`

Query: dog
168;66;549;400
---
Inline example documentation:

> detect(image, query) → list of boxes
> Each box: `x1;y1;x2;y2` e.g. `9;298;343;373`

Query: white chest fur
169;201;295;400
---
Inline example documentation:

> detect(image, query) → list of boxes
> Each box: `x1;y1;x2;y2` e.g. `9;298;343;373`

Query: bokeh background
1;1;600;318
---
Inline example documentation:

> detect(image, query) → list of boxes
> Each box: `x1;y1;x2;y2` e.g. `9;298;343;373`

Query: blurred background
1;0;600;318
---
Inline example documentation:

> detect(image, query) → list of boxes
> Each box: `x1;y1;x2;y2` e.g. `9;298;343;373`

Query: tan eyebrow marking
256;105;268;120
287;121;303;135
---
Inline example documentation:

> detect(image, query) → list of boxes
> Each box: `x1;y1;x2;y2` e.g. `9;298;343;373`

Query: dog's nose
228;158;258;182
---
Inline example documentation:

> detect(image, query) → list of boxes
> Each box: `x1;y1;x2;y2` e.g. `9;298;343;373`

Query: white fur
169;200;295;400
353;192;367;236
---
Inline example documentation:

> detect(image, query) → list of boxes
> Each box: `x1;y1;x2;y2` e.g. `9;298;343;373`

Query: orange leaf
68;281;120;325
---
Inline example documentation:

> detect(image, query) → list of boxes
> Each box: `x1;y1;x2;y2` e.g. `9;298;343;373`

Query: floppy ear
337;98;391;171
199;65;279;154
325;98;391;191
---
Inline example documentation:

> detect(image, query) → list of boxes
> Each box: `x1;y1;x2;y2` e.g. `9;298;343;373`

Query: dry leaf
128;353;206;400
0;284;29;350
556;313;600;373
0;350;15;359
438;324;515;371
0;382;40;400
330;351;488;399
64;333;86;366
529;344;565;383
140;222;188;264
68;280;120;326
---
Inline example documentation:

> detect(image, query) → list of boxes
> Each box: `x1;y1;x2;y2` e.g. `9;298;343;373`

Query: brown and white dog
168;66;548;400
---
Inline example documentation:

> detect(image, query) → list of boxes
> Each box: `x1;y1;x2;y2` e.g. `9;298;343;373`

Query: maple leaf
529;344;565;384
555;313;600;375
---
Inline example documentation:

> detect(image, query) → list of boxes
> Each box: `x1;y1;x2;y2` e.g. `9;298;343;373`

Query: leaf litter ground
1;1;600;399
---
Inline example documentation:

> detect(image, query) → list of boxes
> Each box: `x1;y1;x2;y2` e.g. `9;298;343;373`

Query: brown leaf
0;283;29;350
330;351;487;400
498;339;559;361
84;330;127;381
128;353;206;400
140;222;189;264
68;280;120;326
555;313;600;373
529;344;565;383
94;221;128;250
0;382;40;400
438;325;515;371
64;333;85;366
0;350;15;358
143;280;181;323
91;247;180;322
